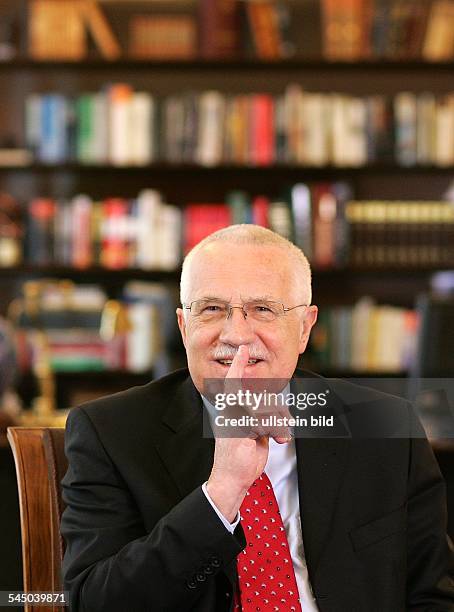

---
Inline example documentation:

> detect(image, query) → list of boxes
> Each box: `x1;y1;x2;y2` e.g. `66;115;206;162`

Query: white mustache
212;347;267;360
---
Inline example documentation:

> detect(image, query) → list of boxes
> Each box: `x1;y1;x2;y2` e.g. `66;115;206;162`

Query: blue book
39;94;69;163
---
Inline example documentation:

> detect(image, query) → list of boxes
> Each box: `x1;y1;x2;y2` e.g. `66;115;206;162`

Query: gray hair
180;224;312;305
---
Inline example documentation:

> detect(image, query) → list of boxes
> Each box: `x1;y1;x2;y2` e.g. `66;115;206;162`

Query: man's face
176;242;318;395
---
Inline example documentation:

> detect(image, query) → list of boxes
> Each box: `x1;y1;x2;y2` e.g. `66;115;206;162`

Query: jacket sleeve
61;406;245;612
406;430;454;610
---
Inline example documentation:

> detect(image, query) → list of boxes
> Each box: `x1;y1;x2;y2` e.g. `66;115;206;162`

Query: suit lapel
154;375;239;588
295;436;350;579
292;371;351;580
155;376;215;500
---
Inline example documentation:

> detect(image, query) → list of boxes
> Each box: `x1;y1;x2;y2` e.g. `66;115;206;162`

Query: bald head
180;225;312;306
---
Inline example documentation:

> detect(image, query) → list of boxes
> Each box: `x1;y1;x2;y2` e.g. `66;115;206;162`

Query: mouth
215;358;264;367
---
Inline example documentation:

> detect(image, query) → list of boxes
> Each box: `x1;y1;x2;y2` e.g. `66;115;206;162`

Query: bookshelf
1;0;454;405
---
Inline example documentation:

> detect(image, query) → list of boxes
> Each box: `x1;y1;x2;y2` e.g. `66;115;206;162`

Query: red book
101;198;129;269
251;94;275;166
312;184;337;268
251;195;270;227
71;195;93;269
184;204;231;253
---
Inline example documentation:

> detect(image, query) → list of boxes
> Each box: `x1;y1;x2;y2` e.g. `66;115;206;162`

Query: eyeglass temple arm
283;304;308;313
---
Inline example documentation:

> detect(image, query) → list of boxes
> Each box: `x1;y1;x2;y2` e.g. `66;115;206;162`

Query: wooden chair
7;427;68;612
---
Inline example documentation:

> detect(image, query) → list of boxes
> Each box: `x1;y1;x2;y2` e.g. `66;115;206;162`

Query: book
71;194;93;269
290;183;312;260
321;0;369;60
163;96;186;163
422;0;454;61
300;93;330;166
370;0;392;57
312;183;337;268
434;94;454;166
108;83;133;166
226;190;251;224
246;0;283;59
184;203;230;253
199;0;239;59
129;92;155;165
197;91;225;166
135;190;163;270
394;92;417;166
268;199;293;242
0;193;23;267
250;94;274;166
123;281;178;377
157;205;182;271
251;195;269;227
100;198;130;269
29;0;86;60
416;93;436;165
53;199;73;265
82;0;121;60
128;15;196;60
39;94;70;163
27;198;56;264
125;302;158;372
331;95;367;166
0;148;32;167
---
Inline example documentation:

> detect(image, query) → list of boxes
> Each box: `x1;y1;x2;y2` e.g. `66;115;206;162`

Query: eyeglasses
183;299;308;323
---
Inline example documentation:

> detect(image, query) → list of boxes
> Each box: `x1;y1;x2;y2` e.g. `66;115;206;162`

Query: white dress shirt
202;395;319;611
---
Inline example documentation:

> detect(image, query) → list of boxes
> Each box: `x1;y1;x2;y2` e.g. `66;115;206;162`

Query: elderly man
61;225;454;611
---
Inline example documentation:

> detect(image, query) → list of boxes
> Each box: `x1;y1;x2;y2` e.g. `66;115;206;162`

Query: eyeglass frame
182;299;309;321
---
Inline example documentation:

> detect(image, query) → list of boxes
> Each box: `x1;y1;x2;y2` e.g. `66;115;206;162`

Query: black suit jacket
61;368;454;611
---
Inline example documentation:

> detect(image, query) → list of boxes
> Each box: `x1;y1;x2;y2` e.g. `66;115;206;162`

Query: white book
434;94;454;167
301;93;329;166
129;92;154;166
126;302;158;372
25;94;42;156
283;84;305;164
197;91;225;167
135;189;162;270
331;94;349;166
371;306;403;371
416;92;436;165
350;297;374;371
331;95;367;167
108;84;133;166
345;97;367;167
268;200;292;241
157;204;182;270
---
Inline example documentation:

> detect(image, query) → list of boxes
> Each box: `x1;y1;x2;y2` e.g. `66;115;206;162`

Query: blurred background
1;0;454;599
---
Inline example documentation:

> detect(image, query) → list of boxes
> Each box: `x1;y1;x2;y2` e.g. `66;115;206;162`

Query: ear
298;305;318;354
176;308;187;348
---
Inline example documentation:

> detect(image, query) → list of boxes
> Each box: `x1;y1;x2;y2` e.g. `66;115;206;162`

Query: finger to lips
226;344;249;379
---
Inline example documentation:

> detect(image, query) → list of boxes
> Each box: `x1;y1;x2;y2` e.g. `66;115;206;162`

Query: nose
218;305;256;347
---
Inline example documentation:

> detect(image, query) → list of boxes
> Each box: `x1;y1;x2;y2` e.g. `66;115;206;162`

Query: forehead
187;243;294;301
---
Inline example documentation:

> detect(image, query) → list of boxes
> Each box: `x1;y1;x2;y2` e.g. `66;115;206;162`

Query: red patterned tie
235;472;302;611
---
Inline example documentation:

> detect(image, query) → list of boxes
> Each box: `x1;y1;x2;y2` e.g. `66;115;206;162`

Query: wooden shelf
2;58;454;71
2;162;454;174
0;265;179;280
0;264;451;280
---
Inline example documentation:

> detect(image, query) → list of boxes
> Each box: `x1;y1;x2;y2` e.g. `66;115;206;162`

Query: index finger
225;344;249;380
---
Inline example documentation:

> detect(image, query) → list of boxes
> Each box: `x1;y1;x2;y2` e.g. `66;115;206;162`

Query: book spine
199;0;239;59
108;84;133;166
